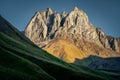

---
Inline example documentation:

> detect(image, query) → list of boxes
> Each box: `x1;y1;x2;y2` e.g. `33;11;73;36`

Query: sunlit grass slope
44;39;88;63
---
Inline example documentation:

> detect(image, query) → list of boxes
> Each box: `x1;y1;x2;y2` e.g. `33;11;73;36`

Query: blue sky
0;0;120;37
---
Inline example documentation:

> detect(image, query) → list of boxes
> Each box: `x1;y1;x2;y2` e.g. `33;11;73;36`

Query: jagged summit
62;11;67;15
46;8;53;13
36;11;40;15
61;11;67;18
25;7;120;62
73;6;80;11
47;8;52;11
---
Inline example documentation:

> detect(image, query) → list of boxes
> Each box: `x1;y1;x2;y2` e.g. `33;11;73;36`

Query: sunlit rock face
25;7;120;62
25;8;62;47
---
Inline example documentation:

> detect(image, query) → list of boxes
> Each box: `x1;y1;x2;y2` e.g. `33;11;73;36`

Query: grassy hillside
0;15;115;80
44;39;87;63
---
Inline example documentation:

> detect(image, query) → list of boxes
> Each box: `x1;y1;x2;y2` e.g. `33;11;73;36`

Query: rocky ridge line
25;7;120;62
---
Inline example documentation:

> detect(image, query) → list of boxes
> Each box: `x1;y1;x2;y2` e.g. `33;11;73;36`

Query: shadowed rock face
107;36;120;53
25;7;120;62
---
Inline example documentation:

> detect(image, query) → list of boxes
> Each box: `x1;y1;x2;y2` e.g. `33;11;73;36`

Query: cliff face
25;8;61;47
107;36;120;53
25;7;120;62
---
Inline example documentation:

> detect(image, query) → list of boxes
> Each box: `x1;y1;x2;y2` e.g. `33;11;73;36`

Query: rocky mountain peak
47;8;51;10
25;7;120;61
73;6;80;11
61;11;68;18
36;11;40;15
63;7;89;28
47;8;53;14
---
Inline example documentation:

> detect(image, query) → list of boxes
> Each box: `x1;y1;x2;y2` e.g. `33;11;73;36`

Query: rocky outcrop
116;38;120;52
25;7;120;62
96;28;110;48
107;36;120;53
25;8;61;47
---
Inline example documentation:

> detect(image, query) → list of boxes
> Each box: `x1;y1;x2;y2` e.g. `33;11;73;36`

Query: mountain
25;7;120;62
1;15;117;80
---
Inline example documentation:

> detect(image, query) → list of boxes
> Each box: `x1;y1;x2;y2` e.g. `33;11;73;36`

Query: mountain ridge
0;15;115;80
25;7;120;62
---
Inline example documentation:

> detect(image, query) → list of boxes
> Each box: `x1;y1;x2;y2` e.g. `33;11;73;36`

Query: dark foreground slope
0;15;115;80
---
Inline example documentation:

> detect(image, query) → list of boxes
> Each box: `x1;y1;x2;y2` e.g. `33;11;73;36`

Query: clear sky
0;0;120;37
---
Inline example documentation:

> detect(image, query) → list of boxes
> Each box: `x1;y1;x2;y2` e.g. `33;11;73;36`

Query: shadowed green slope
0;15;113;80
